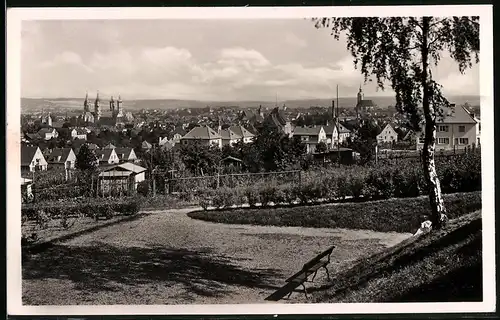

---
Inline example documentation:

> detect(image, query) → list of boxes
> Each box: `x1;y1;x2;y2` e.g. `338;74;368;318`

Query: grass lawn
188;192;481;233
305;211;482;303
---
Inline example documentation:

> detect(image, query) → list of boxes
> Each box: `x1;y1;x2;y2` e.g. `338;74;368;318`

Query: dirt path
23;208;411;305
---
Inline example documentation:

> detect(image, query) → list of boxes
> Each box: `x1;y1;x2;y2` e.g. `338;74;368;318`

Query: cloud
284;33;307;47
25;43;479;101
40;51;87;69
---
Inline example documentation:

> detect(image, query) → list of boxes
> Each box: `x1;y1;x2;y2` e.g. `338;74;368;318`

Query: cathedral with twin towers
80;91;134;127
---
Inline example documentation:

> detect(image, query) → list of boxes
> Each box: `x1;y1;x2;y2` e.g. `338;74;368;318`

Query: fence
151;170;302;196
376;146;479;164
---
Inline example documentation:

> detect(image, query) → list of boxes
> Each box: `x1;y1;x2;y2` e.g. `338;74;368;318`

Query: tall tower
116;95;124;117
94;91;101;121
356;84;364;119
357;84;364;104
83;91;90;112
109;96;115;113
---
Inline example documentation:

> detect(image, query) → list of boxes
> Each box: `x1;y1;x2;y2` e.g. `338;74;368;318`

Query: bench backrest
302;245;335;271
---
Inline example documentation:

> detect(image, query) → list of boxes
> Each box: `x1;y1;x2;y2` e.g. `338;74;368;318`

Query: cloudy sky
21;19;479;101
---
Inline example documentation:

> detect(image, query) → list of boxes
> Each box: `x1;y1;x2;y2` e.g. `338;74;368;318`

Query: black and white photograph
7;5;495;316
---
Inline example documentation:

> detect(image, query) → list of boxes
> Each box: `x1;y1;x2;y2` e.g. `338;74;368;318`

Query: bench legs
286;283;309;300
323;266;331;281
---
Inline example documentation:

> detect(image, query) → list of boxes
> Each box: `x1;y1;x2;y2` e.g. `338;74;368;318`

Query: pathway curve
23;208;412;305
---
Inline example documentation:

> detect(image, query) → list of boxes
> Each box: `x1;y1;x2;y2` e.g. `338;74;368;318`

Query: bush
365;168;395;199
137;180;150;196
348;174;365;199
21;198;142;221
245;186;260;207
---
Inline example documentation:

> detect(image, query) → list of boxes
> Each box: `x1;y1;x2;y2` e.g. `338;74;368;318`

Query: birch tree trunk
421;17;447;229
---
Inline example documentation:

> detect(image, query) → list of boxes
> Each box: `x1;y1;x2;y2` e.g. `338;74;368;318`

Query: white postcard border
7;5;495;315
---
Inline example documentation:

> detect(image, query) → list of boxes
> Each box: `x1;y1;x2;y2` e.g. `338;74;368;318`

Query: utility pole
336;84;340;167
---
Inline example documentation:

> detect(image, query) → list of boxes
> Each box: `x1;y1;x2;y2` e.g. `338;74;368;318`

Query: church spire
83;91;89;112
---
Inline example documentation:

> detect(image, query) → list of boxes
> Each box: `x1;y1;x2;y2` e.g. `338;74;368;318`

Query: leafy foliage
312;16;480;227
76;143;98;171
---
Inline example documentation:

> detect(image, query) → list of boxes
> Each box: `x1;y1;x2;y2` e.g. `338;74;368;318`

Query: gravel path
23;208;411;305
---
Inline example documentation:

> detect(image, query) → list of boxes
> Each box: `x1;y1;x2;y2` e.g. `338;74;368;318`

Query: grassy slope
188;192;482;233
311;211;482;303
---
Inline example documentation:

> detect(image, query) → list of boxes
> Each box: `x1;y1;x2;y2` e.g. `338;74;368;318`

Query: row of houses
20;144;140;172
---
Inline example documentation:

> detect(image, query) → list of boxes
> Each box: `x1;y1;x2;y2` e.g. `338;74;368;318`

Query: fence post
152;173;156;197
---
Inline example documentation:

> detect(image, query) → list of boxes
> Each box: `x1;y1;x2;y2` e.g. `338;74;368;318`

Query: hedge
198;150;481;209
188;191;482;233
22;197;142;221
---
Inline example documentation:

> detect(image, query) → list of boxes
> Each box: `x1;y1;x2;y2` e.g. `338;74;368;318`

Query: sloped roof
95;149;114;162
172;127;187;136
264;107;288;128
229;125;255;138
293;126;323;136
357;99;376;108
21;146;39;166
104;143;116;149
102;162;147;174
38;127;55;135
220;128;242;140
142;140;152;148
75;128;88;135
115;147;135;159
25;133;41;140
182;126;221;140
46;148;74;163
21;177;32;185
438;105;477;124
324;123;351;135
222;156;243;163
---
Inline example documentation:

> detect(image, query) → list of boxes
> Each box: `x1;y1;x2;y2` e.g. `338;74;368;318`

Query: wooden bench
265;245;335;301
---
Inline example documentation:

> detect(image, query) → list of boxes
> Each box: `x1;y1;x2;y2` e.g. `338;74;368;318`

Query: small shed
313;148;354;165
98;162;147;196
21;177;33;202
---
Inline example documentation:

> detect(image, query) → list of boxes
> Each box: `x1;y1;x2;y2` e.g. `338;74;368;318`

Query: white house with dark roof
45;148;77;169
229;125;255;143
292;126;327;154
21;146;48;172
181;126;222;149
69;128;88;140
37;127;59;140
324;123;352;147
377;123;399;144
416;104;480;151
219;128;242;146
95;148;120;166
114;147;138;163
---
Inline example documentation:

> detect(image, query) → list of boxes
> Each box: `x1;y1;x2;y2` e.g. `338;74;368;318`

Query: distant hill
20;95;481;114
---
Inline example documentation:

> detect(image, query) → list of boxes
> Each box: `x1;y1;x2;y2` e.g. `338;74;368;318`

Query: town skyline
22;19;480;101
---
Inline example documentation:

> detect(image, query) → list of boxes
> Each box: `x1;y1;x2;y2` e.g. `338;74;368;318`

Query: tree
76;143;98;171
316;141;328;153
313;16;479;229
351;120;380;164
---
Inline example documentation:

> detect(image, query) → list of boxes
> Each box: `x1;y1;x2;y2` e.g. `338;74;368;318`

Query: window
302;136;309;141
458;125;466;133
390;136;394;140
438;125;449;132
438;138;450;144
418;137;425;144
459;138;469;145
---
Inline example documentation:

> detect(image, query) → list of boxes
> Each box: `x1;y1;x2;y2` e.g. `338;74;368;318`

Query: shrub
348;174;365;199
212;189;226;209
260;183;278;207
365;169;395;199
137;180;150;196
245;186;260;207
